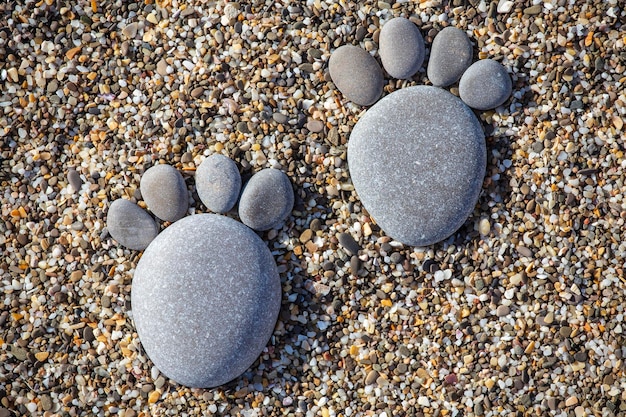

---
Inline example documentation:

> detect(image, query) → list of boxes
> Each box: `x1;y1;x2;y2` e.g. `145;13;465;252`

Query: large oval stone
348;86;486;246
195;154;241;213
238;168;294;231
459;59;512;110
131;214;281;388
329;45;384;106
427;26;473;87
107;199;159;250
140;164;188;222
379;17;425;79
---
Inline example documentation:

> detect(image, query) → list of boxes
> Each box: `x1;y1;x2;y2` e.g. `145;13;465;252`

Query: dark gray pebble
338;232;360;255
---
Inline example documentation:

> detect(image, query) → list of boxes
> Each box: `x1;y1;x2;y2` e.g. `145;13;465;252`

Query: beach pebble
379;17;425;79
329;45;384;106
131;214;281;388
348;86;485;246
459;59;512;110
195;154;241;213
238;168;294;231
106;199;159;250
67;168;82;193
140;164;188;222
427;27;473;87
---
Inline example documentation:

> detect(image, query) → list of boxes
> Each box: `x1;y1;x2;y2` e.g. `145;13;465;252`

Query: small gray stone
131;214;281;388
106;199;159;250
496;305;510;317
379;17;425;79
338;232;360;255
272;113;288;124
140;164;188;222
427;26;473;87
195;154;241;214
459;59;512;110
348;86;485;246
122;22;138;38
67;168;82;193
238;168;294;231
329;45;384;106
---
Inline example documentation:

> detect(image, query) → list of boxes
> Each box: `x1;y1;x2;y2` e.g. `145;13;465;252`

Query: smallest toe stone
140;164;188;222
379;17;425;79
427;26;473;87
329;45;384;106
459;59;512;110
238;168;294;231
196;154;241;213
107;199;159;250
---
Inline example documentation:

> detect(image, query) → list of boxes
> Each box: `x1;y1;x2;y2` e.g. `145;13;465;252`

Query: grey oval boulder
459;59;512;110
140;164;188;222
106;199;159;250
195;154;241;213
329;45;384;106
427;26;473;87
379;17;425;79
131;214;281;388
348;85;486;246
239;168;294;231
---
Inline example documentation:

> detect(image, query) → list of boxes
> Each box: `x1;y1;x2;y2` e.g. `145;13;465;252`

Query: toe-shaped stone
329;45;384;106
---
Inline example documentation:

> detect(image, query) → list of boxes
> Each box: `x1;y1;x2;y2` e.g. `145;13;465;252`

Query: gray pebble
496;305;510;317
459;59;512;110
106;199;159;250
348;86;485;246
350;255;362;275
427;26;473;87
195;154;241;214
238;168;294;231
131;214;281;388
272;112;288;124
329;45;384;106
338;232;360;255
67;168;82;193
378;17;425;79
140;164;188;222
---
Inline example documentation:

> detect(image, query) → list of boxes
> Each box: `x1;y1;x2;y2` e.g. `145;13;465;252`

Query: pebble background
1;0;625;416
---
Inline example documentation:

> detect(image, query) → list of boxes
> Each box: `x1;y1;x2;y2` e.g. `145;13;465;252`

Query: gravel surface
1;0;626;416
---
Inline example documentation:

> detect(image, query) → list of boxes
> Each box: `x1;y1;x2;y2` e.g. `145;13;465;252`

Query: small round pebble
106;199;159;250
67;168;82;193
140;164;188;222
348;86;485;246
378;17;425;79
195;154;241;213
329;45;384;106
131;214;281;388
238;168;294;231
458;59;512;110
427;26;473;87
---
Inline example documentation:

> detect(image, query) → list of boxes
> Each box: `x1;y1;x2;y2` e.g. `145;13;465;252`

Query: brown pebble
350;256;362;276
310;218;322;232
299;229;313;243
365;369;379;385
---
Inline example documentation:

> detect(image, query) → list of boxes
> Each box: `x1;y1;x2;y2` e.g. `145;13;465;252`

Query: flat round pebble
238;168;294;231
379;17;425;79
140;164;188;222
106;199;159;250
131;214;281;388
427;26;473;87
329;45;384;106
348;86;486;246
195;154;241;213
459;59;512;110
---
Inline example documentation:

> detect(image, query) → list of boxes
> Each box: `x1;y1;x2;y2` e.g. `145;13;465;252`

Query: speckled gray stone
459;59;512;110
329;45;384;106
140;164;188;222
348;86;486;246
67;168;82;193
379;17;425;79
131;214;281;388
238;168;294;231
106;199;159;250
195;154;241;213
427;26;473;87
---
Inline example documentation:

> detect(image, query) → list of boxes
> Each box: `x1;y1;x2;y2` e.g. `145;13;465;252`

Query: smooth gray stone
459;59;512;110
379;17;425;79
195;154;241;213
348;86;486;246
67;168;82;193
131;214;281;388
238;168;294;231
106;199;159;250
140;164;188;222
329;45;384;106
427;26;473;87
